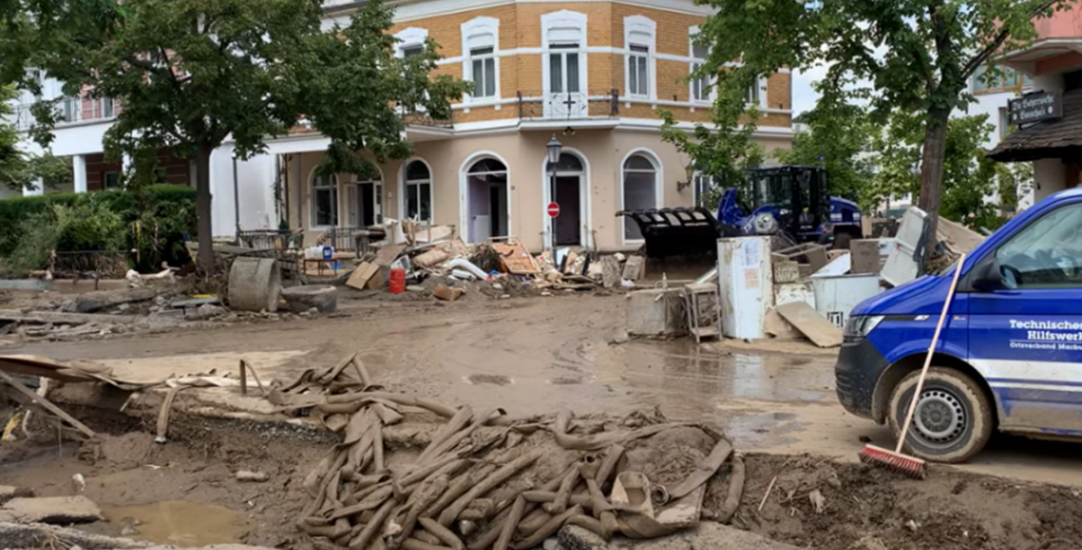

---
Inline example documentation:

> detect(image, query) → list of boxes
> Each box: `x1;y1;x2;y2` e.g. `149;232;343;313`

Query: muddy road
10;293;1082;486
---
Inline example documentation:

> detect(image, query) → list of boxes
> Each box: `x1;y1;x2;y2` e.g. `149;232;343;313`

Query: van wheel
887;367;993;463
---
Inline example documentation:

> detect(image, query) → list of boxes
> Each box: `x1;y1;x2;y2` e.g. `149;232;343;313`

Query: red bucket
389;268;406;294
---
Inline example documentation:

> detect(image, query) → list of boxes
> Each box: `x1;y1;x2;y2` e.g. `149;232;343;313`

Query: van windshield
998;205;1082;258
995;203;1082;288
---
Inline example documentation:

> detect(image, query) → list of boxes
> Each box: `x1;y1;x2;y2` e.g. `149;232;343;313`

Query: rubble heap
267;354;744;550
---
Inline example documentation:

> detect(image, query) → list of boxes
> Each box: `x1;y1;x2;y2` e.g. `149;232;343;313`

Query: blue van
836;188;1082;462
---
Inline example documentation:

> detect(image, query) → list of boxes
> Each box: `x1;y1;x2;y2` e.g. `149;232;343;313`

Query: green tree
859;108;923;213
0;85;69;192
775;84;876;202
694;0;1070;251
939;114;1000;226
13;0;468;271
660;68;764;209
861;109;1012;229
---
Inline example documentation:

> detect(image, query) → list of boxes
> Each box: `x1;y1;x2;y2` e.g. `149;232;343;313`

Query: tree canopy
7;0;469;270
694;0;1070;244
775;84;876;204
660;68;764;209
0;85;68;192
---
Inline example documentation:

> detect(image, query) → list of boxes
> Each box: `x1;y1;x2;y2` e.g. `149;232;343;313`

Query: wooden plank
374;244;407;268
764;308;801;340
0;370;96;438
346;262;379;291
774;302;843;348
491;239;538;275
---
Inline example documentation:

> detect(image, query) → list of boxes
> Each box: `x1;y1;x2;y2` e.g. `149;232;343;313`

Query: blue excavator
618;165;862;259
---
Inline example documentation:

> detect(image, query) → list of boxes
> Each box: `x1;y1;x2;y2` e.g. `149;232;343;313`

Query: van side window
995;202;1082;289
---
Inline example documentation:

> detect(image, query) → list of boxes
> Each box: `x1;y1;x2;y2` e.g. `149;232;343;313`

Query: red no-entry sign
547;202;560;218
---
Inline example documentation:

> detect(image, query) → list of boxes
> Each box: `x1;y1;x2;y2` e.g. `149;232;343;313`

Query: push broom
858;252;966;479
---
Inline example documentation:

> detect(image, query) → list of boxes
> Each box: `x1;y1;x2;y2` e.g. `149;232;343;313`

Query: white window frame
394;27;428;58
462;17;500;104
400;159;434;223
689;26;714;104
748;76;768;109
624;15;656;100
310;172;340;229
620;150;663;244
692;172;715;207
541;10;588;107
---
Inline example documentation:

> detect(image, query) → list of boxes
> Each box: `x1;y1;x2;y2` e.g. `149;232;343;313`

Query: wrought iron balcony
517;90;619;121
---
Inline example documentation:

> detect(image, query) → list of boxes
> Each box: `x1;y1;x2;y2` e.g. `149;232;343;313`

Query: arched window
689;27;712;103
624;16;656;99
693;172;716;208
622;154;658;240
404;160;432;222
462;17;499;101
311;173;338;228
542;11;587;117
395;27;428;58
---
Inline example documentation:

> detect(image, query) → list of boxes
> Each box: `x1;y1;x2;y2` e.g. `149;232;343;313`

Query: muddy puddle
609;340;835;408
102;501;248;546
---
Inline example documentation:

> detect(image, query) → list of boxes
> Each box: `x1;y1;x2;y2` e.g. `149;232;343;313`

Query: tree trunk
917;107;950;261
195;142;215;274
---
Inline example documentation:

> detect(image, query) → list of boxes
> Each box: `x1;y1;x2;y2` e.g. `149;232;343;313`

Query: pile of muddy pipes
267;353;744;550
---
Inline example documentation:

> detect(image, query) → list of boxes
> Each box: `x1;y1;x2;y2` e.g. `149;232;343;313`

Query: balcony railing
399;106;454;129
11;97;117;130
517;90;620;121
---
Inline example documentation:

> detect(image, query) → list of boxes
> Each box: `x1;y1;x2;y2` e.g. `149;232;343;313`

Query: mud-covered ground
12;293;1081;487
4;416;1082;550
721;455;1082;550
3;292;1082;549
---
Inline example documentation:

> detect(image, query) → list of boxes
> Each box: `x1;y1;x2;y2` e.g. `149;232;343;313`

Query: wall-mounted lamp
677;163;696;192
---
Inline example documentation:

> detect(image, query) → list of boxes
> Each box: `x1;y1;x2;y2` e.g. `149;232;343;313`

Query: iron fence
51;251;130;279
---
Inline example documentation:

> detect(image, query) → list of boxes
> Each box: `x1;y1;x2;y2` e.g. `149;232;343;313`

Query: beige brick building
273;0;794;252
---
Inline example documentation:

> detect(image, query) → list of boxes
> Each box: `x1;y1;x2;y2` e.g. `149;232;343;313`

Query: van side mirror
971;259;1006;291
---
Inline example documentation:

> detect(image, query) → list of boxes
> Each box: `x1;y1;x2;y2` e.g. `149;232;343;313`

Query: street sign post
547;202;560;218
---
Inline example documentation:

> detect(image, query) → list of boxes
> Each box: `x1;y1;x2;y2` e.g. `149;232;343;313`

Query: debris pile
328;222;647;300
266;353;744;550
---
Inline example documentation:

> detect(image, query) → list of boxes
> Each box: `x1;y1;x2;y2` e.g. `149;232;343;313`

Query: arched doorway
464;157;509;243
547;153;585;246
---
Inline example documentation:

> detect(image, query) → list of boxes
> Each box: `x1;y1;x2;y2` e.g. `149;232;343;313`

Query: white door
472;215;492;242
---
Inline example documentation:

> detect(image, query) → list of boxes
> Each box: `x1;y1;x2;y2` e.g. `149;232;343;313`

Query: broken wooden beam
0;370;96;439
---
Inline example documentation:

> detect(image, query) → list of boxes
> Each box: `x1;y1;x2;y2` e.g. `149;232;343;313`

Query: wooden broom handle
895;253;967;454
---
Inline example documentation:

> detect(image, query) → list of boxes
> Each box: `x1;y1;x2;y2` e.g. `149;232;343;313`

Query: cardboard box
433;284;465;302
773;260;801;284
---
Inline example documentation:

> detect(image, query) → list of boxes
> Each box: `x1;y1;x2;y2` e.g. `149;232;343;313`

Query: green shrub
5;212;61;276
0;185;197;276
